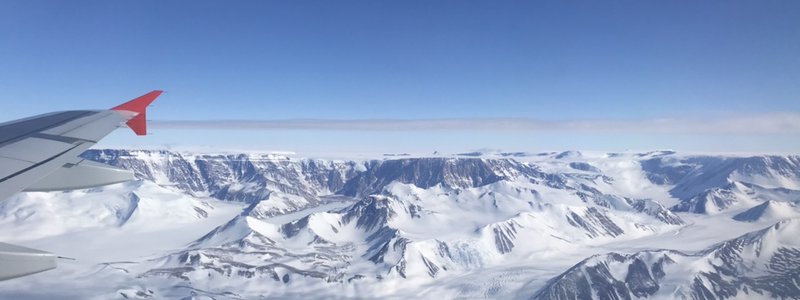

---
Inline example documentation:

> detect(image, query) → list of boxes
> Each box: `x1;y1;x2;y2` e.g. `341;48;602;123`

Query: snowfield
0;149;798;299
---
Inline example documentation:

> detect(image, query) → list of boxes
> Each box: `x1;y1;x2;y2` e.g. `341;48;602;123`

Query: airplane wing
0;90;162;280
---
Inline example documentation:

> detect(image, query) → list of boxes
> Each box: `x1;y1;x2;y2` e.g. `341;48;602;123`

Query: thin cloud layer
150;112;800;134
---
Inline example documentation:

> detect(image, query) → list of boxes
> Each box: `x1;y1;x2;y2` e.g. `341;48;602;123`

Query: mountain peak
733;200;799;222
533;219;800;300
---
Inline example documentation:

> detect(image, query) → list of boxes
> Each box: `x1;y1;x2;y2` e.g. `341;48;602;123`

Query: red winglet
111;90;163;136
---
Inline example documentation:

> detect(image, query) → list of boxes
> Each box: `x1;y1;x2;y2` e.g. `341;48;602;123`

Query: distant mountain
82;149;364;216
532;219;800;300
568;162;601;173
337;157;512;197
640;155;800;214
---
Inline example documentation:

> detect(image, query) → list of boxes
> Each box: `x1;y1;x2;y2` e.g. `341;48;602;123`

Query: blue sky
1;1;798;154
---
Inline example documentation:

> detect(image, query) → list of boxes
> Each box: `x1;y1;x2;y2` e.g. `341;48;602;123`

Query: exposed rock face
338;158;526;198
82;149;363;215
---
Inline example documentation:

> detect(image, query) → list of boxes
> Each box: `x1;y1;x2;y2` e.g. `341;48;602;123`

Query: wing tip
111;90;163;114
113;90;163;136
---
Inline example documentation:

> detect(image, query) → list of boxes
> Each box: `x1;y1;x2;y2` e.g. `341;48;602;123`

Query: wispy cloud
150;112;800;134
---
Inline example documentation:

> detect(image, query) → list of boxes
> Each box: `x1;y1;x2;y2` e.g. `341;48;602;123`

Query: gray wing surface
0;90;162;280
0;110;128;201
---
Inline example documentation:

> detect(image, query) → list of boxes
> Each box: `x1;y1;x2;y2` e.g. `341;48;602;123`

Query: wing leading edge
0;90;162;281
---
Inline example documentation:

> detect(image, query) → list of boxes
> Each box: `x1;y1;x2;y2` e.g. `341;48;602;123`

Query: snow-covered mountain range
534;219;800;300
0;149;797;299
